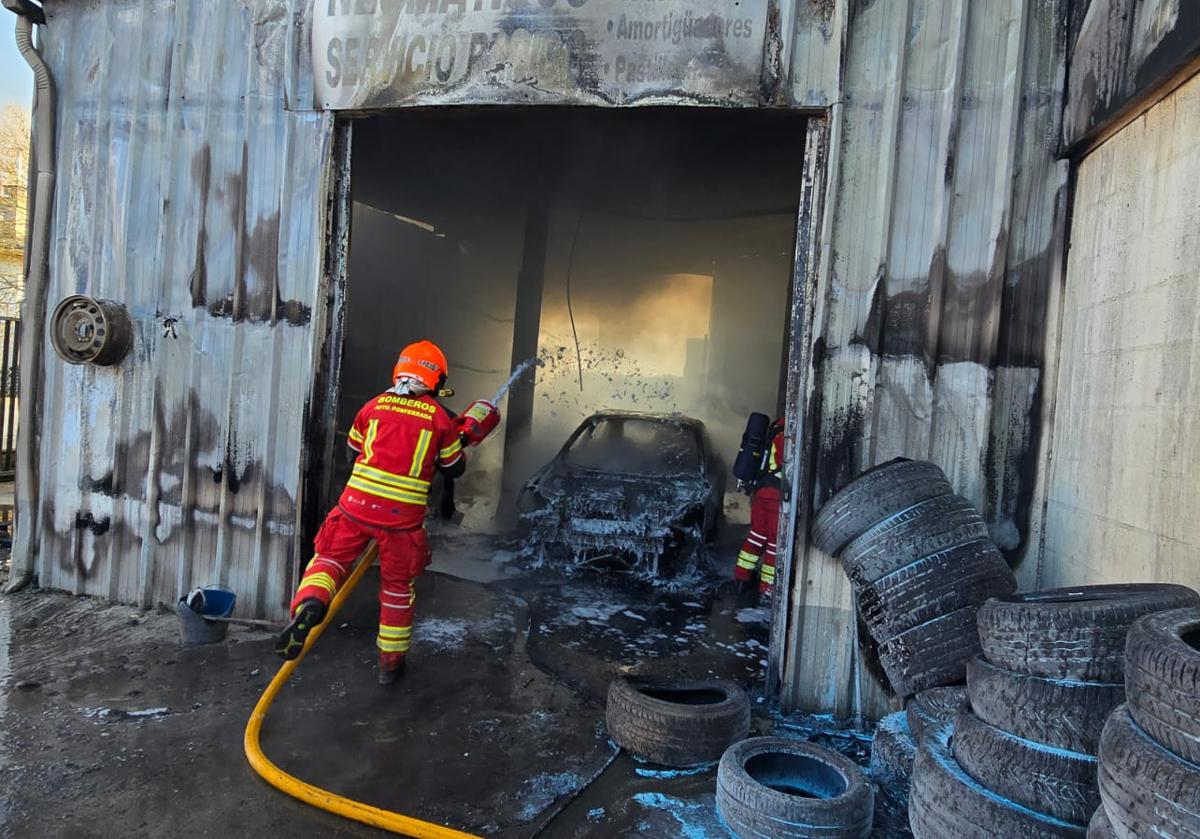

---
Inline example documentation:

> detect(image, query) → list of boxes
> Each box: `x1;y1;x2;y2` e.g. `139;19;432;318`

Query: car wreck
518;411;725;580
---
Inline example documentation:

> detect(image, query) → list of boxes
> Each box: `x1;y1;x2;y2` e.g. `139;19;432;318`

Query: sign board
311;0;771;110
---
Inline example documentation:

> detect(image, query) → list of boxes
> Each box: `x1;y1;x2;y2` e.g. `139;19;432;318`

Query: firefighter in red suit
734;419;785;604
275;340;466;684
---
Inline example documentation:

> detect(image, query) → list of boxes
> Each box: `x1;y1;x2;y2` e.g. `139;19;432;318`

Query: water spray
491;357;539;405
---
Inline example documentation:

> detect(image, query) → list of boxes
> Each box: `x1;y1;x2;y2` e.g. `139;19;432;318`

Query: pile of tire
605;677;877;838
811;460;1017;696
1092;606;1200;838
909;584;1200;838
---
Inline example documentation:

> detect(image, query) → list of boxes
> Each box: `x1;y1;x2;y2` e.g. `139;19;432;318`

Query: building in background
0;103;28;318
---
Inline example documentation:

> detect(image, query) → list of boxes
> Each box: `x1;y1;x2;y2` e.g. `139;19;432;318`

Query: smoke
341;108;808;523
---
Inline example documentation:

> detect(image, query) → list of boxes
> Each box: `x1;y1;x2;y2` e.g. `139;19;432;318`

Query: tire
858;541;1016;641
810;460;952;555
841;495;989;584
868;712;918;794
906;686;968;746
878;606;981;697
1098;706;1200;839
605;677;750;767
951;708;1099;825
909;724;1087;838
1125;607;1200;765
976;584;1200;682
1087;807;1117;839
717;737;874;838
967;656;1123;755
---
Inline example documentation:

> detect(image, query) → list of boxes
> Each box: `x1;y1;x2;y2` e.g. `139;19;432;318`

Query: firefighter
275;340;467;684
734;418;785;604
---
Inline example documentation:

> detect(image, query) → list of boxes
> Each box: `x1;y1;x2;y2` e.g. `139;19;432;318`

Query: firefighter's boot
378;653;406;685
275;598;327;660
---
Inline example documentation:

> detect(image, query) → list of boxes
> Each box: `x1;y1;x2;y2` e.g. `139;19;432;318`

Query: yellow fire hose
243;544;482;839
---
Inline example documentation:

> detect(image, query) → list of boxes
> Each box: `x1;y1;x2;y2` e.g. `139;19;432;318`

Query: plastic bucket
177;585;237;645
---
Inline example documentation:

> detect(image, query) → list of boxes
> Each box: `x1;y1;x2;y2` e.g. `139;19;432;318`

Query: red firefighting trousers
735;486;782;595
291;507;432;669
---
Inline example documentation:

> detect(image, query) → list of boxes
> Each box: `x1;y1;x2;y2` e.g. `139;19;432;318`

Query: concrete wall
1039;70;1200;590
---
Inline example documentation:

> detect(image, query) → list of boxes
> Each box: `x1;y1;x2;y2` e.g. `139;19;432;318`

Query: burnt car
518;411;726;579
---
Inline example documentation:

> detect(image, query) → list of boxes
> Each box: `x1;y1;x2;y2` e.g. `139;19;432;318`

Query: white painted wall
1041;71;1200;589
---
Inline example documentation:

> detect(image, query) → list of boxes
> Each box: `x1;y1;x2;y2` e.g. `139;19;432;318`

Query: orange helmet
392;340;448;390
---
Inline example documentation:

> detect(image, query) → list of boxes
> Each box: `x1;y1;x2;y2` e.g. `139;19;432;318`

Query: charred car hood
525;465;710;522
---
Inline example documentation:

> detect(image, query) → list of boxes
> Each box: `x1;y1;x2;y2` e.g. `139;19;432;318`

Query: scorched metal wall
780;0;1070;719
26;0;334;618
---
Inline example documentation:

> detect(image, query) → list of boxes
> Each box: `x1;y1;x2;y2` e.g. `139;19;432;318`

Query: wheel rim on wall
49;295;133;367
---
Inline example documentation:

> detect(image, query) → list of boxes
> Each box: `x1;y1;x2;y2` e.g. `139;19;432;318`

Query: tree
0;103;30;318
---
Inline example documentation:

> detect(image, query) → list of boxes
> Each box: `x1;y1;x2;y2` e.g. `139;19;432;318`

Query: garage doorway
329;108;809;563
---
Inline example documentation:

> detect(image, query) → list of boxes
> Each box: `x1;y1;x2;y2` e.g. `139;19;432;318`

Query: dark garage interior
336;108;809;538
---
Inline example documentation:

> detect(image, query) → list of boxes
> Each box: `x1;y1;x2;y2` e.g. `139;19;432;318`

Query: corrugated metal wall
782;0;1070;718
30;0;333;618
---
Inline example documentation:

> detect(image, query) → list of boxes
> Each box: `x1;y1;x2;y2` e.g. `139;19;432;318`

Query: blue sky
2;15;34;111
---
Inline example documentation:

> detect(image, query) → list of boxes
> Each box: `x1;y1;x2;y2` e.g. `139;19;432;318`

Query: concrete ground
0;530;904;838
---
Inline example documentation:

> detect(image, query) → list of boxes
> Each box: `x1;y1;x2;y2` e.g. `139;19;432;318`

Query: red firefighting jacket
340;392;464;529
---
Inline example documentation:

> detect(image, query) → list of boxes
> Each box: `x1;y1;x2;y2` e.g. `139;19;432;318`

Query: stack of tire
905;686;967;746
868;710;919;830
1092;606;1200;838
812;460;1017;696
909;584;1200;838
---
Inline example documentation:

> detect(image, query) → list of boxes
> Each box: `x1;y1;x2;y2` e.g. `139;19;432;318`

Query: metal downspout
6;7;55;593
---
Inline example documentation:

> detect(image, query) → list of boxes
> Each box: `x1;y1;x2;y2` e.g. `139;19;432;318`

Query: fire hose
243;543;481;839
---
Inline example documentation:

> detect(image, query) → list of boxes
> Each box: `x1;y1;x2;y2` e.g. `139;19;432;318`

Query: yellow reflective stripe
760;566;777;583
362;419;379;464
346;477;428;506
352;462;431;492
348;426;364;444
438;438;463;461
378;626;413;639
409;429;432;477
377;638;411;653
736;551;760;569
299;572;337;595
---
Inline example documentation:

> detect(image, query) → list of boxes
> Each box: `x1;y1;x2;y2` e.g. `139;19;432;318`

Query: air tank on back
733;412;772;486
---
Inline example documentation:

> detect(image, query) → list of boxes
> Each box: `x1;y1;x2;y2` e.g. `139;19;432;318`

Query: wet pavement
0;531;906;838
